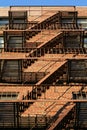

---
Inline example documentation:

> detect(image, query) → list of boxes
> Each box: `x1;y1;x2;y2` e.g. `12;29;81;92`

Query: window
13;19;25;24
65;35;80;48
77;18;87;29
62;18;73;23
0;19;9;25
84;38;87;48
73;92;86;99
0;36;4;48
8;36;22;48
0;18;9;30
9;36;22;44
0;92;19;100
11;19;26;29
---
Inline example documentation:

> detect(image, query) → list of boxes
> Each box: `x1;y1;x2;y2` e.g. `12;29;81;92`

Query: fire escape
0;7;87;129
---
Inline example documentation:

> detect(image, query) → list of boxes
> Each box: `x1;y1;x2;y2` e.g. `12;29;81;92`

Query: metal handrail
1;47;87;54
6;22;83;30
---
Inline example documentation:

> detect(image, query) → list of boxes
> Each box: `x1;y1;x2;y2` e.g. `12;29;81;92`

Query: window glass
0;92;19;100
0;37;4;48
84;38;87;48
0;19;8;30
9;36;22;44
0;37;4;43
62;18;73;23
13;19;25;23
0;19;9;26
65;35;80;48
77;19;87;29
8;36;22;48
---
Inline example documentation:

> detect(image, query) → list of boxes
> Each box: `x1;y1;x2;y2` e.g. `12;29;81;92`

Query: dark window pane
84;38;87;48
0;19;9;25
77;19;87;29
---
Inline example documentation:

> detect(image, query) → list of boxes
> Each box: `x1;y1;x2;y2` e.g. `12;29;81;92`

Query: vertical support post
76;102;80;128
74;104;77;129
67;60;70;84
35;114;37;128
13;102;16;127
16;102;19;128
22;31;25;49
62;31;65;49
28;114;30;128
18;60;21;82
0;60;1;81
20;59;23;83
82;31;84;48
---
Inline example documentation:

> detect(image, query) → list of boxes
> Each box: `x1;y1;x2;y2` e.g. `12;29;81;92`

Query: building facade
0;6;87;129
